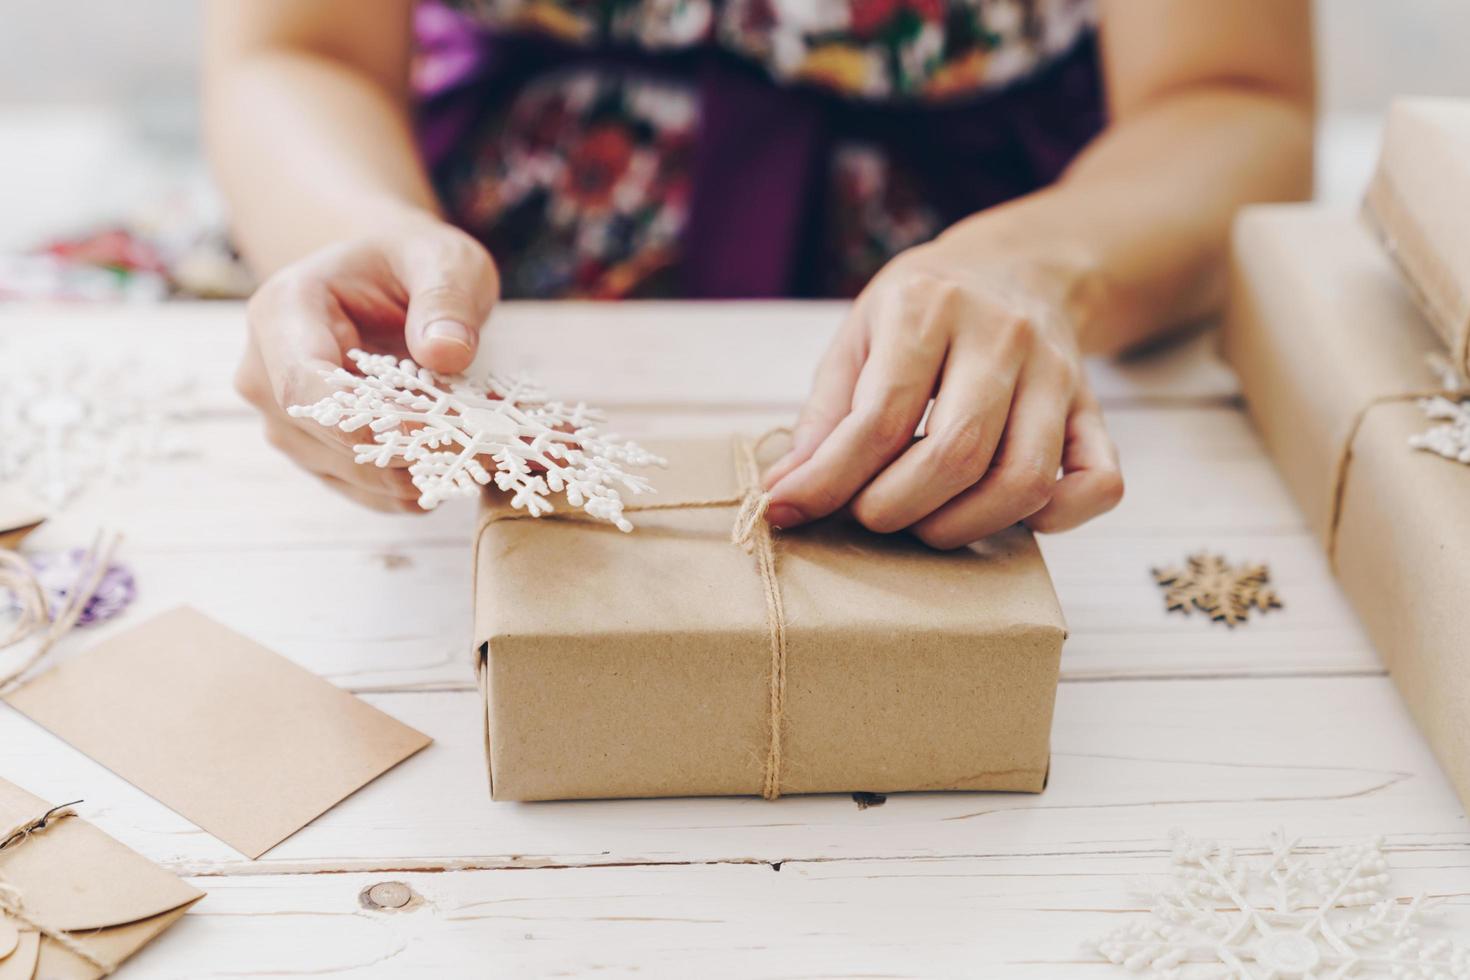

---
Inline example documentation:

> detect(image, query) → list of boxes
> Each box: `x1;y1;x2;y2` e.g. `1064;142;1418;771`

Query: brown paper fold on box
1363;98;1470;375
0;778;203;979
0;486;46;550
1222;205;1470;811
473;435;1066;802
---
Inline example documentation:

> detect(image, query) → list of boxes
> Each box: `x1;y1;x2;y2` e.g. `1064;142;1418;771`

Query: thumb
397;230;500;374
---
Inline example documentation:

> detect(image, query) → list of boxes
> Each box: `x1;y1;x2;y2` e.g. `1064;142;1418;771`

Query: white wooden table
2;301;1467;978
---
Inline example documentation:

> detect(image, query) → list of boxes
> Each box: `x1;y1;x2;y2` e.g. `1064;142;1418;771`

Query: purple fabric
414;3;500;169
681;59;826;297
412;4;1106;298
11;549;136;627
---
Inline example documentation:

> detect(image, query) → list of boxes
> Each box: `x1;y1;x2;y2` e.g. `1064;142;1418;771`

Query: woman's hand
235;218;499;513
762;242;1123;548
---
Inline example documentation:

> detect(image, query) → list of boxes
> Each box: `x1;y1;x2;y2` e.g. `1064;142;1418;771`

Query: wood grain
1;302;1463;979
134;846;1470;979
2;678;1458;876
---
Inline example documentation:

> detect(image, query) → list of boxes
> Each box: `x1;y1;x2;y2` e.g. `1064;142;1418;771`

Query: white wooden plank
0;301;1238;412
4;526;1370;696
1042;530;1377;679
126;845;1470;979
20;402;1300;556
6;378;1348;688
2;676;1460;875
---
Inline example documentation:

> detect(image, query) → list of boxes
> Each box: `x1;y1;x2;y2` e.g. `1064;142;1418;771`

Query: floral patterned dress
415;0;1102;298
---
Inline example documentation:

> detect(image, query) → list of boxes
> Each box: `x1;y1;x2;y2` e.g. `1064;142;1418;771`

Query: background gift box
1223;204;1470;813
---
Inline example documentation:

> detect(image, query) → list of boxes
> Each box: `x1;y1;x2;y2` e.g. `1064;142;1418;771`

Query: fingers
910;354;1071;550
392;228;500;374
314;473;424;515
765;281;951;527
849;330;1023;533
1026;387;1124;533
761;318;865;490
239;227;501;516
244;265;368;454
264;420;421;502
236;333;366;458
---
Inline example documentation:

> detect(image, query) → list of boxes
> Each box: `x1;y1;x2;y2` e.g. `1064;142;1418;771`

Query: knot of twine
0;801;119;975
479;432;791;799
0;531;120;695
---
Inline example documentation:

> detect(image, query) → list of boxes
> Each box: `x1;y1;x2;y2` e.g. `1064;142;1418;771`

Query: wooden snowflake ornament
288;350;663;529
1152;553;1281;628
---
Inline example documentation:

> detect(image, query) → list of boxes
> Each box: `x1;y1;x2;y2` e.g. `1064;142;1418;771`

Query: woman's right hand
235;218;500;513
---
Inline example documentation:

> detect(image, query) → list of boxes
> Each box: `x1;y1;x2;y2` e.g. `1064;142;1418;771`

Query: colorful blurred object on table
0;193;252;302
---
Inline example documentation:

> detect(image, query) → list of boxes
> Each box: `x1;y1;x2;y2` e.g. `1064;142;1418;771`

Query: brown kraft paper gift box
472;434;1067;802
1222;204;1470;811
1363;97;1470;376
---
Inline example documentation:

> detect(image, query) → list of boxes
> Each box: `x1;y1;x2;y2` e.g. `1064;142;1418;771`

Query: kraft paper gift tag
0;778;203;979
4;606;431;858
0;488;45;550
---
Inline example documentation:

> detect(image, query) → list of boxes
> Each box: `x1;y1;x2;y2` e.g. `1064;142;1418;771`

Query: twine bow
0;801;119;975
0;531;120;695
478;432;792;798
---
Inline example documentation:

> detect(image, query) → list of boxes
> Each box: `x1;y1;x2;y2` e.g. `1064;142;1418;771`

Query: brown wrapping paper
473;435;1066;802
1222;205;1470;812
0;488;45;551
1363;98;1470;375
0;779;203;979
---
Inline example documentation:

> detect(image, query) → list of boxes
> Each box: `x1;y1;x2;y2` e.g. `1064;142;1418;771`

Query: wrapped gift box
1222;204;1470;811
472;435;1067;802
1363;97;1470;375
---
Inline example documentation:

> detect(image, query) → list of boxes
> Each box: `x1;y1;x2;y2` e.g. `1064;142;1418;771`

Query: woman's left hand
762;241;1124;549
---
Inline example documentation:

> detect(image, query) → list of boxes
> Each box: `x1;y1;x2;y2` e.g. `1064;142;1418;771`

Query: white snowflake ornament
1410;352;1470;465
0;356;192;507
1409;394;1470;464
288;350;664;529
1094;830;1470;979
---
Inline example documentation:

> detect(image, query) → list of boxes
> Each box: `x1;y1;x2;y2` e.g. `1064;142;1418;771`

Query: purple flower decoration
14;549;136;627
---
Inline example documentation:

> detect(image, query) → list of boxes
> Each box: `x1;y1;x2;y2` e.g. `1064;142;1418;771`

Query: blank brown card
5;606;431;858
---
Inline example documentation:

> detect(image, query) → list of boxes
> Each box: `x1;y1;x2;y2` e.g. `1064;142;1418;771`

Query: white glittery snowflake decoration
1410;352;1470;465
288;349;663;529
1095;831;1469;979
1409;395;1470;464
0;356;192;507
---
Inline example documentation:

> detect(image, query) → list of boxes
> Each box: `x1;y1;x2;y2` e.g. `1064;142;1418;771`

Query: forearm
938;85;1313;354
204;33;439;275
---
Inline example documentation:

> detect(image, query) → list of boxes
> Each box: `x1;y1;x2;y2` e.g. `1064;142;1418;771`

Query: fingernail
765;502;803;528
424;319;473;350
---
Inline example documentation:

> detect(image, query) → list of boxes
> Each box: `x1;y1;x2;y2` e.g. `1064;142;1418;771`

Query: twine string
0;801;81;852
726;438;788;800
0;802;119;975
0;531;120;694
1326;389;1459;566
477;431;791;799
